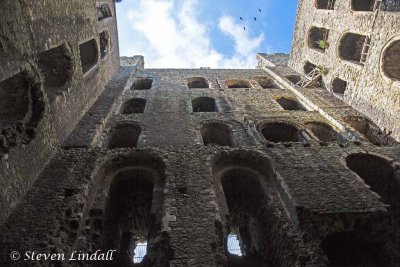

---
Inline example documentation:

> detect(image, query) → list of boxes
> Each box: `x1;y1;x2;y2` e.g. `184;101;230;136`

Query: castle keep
0;0;399;266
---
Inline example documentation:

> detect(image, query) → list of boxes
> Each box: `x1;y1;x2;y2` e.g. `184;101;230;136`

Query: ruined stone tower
0;0;399;266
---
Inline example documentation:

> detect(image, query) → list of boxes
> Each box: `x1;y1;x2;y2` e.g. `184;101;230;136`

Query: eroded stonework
1;0;400;266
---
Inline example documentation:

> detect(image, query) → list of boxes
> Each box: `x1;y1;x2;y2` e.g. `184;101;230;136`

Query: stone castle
0;0;399;266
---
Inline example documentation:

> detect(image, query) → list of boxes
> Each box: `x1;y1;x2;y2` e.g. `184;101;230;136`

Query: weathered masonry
1;0;400;266
289;0;400;141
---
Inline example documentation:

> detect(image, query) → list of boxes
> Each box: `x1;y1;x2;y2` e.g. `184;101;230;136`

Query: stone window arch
382;39;400;81
351;0;375;11
276;97;307;111
120;98;146;114
131;78;153;90
259;122;305;143
331;77;347;95
92;153;173;266
225;79;251;88
315;0;336;9
192;97;217;112
97;3;112;21
79;39;99;74
346;153;398;211
321;231;387;266
343;116;394;146
0;71;45;153
200;121;232;147
107;123;141;149
305;122;340;142
254;76;279;89
338;33;367;64
187;77;209;88
212;151;298;266
38;44;72;99
308;27;329;51
99;30;110;59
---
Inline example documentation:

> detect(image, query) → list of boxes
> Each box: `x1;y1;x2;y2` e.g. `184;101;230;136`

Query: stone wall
0;0;119;224
289;0;400;141
1;65;400;266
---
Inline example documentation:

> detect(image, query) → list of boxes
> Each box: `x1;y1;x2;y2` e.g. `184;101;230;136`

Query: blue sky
116;0;298;68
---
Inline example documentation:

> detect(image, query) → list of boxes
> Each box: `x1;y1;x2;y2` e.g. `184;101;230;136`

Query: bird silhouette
240;17;243;20
259;9;262;12
243;27;246;31
254;17;257;21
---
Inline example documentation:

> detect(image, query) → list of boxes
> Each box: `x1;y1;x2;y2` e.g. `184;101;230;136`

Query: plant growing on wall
316;65;329;75
317;39;329;50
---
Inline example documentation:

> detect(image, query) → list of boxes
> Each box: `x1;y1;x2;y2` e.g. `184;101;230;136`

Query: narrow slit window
227;233;242;256
133;241;147;263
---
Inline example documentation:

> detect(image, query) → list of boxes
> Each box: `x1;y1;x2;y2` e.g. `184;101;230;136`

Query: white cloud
121;0;265;68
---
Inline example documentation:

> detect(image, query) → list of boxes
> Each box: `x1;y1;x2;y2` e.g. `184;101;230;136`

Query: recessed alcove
339;33;367;64
99;30;110;59
192;97;217;112
260;122;304;143
97;3;112;21
132;78;153;90
305;122;339;142
107;123;141;149
187;77;209;88
351;0;375;11
308;27;329;51
254;76;279;89
120;98;146;114
225;79;251;88
200;122;232;147
382;39;400;81
79;39;99;74
331;78;347;95
276;97;307;111
315;0;336;9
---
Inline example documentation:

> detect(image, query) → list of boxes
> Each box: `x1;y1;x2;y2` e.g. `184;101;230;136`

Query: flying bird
240;17;243;20
259;9;262;12
243;27;246;31
254;17;257;21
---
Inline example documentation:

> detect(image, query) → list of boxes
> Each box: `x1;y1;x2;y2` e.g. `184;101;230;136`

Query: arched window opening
285;75;301;85
192;97;217;112
97;3;112;21
100;30;110;59
315;0;336;9
187;77;209;88
200;122;232;147
260;122;304;143
107;123;141;149
308;27;329;51
305;122;340;142
120;98;146;114
382;0;400;11
351;0;376;11
102;166;167;266
93;154;173;266
79;39;98;74
346;153;398;211
276;97;307;111
212;151;297;266
339;33;368;64
254;76;279;89
343;116;394;146
321;231;388;266
331;78;347;95
225;79;251;88
38;44;72;99
132;78;153;90
382;40;400;81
